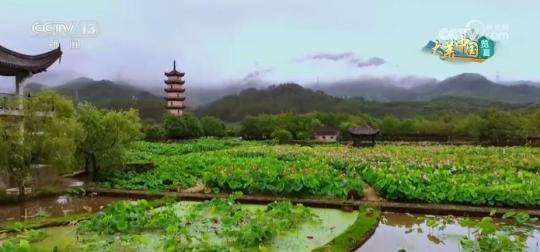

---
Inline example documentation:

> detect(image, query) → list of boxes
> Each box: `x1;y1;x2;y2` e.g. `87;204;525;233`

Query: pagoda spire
173;60;176;71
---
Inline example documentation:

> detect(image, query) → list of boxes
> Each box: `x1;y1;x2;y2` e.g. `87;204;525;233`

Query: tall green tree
200;116;226;137
239;115;273;140
482;110;523;143
270;129;293;143
452;114;486;138
380;115;400;134
163;113;203;140
77;103;141;180
0;90;81;201
525;107;540;133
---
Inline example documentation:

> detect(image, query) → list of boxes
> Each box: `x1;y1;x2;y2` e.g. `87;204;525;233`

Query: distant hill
24;82;47;94
315;73;540;104
312;77;436;102
54;77;160;103
195;83;528;122
194;83;351;121
409;73;540;103
23;73;540;122
144;80;269;108
25;78;166;121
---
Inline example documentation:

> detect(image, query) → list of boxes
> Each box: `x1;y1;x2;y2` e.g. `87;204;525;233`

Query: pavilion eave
0;45;62;77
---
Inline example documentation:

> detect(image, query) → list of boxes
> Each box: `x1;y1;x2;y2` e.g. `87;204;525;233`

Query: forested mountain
195;83;531;122
411;73;540;103
194;83;352;121
25;78;166;121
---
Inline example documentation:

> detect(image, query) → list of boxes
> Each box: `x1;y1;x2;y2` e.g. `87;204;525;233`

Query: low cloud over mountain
298;52;386;68
314;73;540;104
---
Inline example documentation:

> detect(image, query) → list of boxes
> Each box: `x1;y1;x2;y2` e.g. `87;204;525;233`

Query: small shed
348;123;379;147
313;128;340;142
527;134;540;147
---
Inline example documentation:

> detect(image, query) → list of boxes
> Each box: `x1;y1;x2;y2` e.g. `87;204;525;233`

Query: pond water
27;201;358;251
359;212;540;252
0;195;129;222
3;194;540;252
269;207;357;251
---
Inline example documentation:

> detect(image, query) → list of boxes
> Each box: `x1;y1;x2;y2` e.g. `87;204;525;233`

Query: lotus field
103;139;540;207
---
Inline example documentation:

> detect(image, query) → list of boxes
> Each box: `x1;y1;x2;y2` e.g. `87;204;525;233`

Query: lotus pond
0;196;372;251
1;195;539;251
104;139;540;207
3;139;540;251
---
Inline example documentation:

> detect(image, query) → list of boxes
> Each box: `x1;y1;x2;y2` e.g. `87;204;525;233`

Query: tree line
147;108;540;144
234;110;540;143
0;90;141;201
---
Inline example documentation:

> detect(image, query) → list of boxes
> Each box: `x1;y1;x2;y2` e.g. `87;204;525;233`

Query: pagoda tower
164;60;186;116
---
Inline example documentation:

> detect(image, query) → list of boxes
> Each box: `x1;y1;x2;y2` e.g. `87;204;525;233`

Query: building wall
169;109;183;116
169;84;183;89
167;92;184;98
168;100;184;107
315;135;338;142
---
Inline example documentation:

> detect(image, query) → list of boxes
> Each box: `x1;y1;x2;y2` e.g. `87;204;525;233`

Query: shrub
144;124;164;141
200;116;226;137
163;113;203;140
270;129;293;143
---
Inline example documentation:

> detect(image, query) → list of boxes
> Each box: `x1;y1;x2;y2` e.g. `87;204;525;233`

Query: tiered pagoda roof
164;96;186;101
164;60;184;77
166;104;186;110
164;87;185;92
164;79;185;84
0;45;62;76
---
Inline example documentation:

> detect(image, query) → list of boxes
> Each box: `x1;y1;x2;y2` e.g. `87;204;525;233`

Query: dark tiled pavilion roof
0;45;62;76
348;123;379;135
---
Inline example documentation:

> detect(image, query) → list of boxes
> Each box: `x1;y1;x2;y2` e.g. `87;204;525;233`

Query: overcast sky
1;0;539;91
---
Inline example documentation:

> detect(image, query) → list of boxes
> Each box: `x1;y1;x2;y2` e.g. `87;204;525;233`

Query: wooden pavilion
0;45;62;192
0;45;62;114
348;123;379;147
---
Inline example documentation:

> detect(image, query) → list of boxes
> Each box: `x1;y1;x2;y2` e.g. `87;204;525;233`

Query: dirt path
86;187;540;218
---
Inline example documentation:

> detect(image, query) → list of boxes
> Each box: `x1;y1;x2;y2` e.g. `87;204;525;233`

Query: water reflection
380;212;424;229
0;195;127;222
359;212;540;252
59;176;88;188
